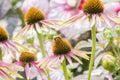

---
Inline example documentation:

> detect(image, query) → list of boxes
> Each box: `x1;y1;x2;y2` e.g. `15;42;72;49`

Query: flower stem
88;25;96;80
36;32;46;57
47;70;51;80
0;48;2;61
62;58;68;80
36;32;51;80
35;26;51;80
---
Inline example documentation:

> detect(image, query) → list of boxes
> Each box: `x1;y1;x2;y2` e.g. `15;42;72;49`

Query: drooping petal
14;61;23;66
0;70;14;80
14;25;31;41
40;19;67;29
101;14;112;27
65;55;73;66
96;15;102;27
35;23;42;33
90;14;96;27
72;50;89;60
41;12;84;29
68;53;83;64
25;63;30;80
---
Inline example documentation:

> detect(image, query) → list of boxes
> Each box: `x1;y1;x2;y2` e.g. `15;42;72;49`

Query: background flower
21;0;49;15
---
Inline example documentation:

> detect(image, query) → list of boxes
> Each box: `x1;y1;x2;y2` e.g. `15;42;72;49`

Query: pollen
25;7;45;24
19;52;35;63
0;26;9;42
52;36;72;55
83;0;104;14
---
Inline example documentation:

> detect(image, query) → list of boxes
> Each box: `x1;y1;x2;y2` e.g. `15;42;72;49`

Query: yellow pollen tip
25;7;45;24
0;26;9;42
52;36;72;55
19;52;35;63
83;0;104;14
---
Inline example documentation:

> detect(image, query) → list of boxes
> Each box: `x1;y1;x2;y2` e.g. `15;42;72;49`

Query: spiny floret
0;26;9;42
52;36;72;55
20;52;35;63
83;0;104;14
25;7;45;24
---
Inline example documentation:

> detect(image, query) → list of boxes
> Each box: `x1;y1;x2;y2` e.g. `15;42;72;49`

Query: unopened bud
115;25;120;34
103;28;114;42
102;54;116;72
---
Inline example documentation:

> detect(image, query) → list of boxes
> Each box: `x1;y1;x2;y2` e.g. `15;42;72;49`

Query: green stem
0;48;2;61
110;43;118;56
47;69;51;80
36;32;46;57
88;25;96;80
62;58;68;80
35;26;50;80
36;32;51;80
16;8;25;27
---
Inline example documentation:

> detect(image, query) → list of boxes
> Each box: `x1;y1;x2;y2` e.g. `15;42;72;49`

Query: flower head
25;7;45;24
83;0;104;14
19;51;35;63
52;36;71;55
0;26;9;42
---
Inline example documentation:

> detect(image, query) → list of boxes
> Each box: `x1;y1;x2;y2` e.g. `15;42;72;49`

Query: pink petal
31;62;45;76
65;55;73;66
14;25;31;40
35;23;42;33
101;14;112;27
60;55;64;63
90;14;96;27
96;15;101;27
14;61;23;66
25;63;30;80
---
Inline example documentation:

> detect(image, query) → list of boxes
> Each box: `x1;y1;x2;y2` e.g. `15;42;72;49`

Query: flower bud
102;54;116;72
115;25;120;34
103;28;114;42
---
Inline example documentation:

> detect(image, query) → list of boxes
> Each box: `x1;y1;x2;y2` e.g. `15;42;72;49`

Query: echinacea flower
14;7;48;44
47;0;90;39
38;36;89;67
0;26;26;60
0;61;23;80
57;0;120;29
14;7;63;42
15;51;44;80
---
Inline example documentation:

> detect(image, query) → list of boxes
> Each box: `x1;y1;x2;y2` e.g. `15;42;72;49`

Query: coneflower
38;36;89;80
15;51;44;80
